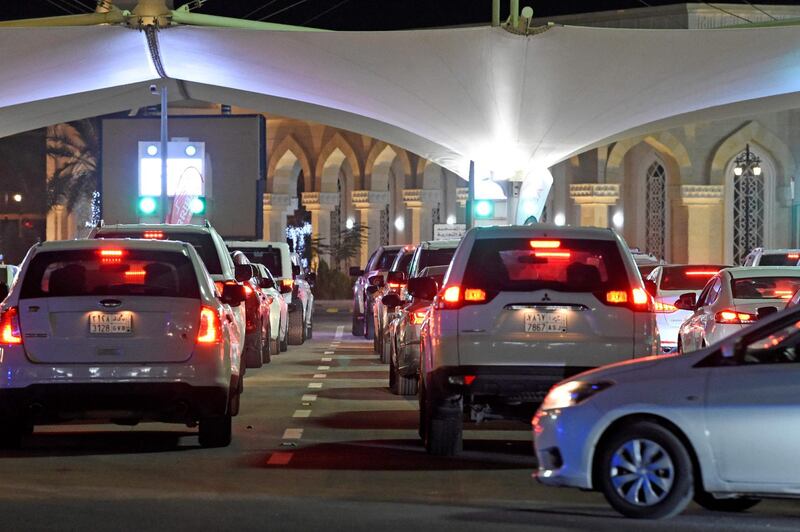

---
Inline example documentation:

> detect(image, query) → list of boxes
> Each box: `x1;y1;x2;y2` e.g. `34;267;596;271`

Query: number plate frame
88;312;132;335
524;311;567;333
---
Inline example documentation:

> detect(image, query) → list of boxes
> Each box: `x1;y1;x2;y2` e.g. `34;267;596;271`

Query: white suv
225;241;314;345
418;225;659;455
0;239;243;447
742;247;800;266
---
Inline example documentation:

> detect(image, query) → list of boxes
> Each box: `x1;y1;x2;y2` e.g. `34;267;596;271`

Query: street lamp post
159;85;168;223
733;144;762;259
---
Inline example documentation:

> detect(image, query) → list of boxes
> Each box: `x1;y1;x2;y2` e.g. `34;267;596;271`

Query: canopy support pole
466;161;475;229
160;85;169;223
492;0;500;27
510;0;519;28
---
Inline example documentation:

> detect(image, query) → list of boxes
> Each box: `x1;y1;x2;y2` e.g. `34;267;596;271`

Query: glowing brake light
244;285;254;296
124;269;146;278
715;310;756;324
0;307;22;344
411;310;427;325
606;291;628;304
464;288;486;302
197;306;221;344
99;249;124;257
214;281;225;296
653;300;677;313
442;286;460;303
789;254;800;260
632;288;649;306
281;279;294;290
529;240;560;249
534;251;571;259
142;231;165;239
605;288;651;311
685;270;719;276
774;290;794;299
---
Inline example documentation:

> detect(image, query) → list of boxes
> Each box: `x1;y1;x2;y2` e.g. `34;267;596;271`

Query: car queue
351;225;800;520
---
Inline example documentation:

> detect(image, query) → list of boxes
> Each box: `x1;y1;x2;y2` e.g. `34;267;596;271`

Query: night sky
3;1;800;30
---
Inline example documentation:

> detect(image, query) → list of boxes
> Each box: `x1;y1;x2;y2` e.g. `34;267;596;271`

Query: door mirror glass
382;293;402;309
260;277;274;289
221;283;246;307
366;285;378;295
292;264;301;277
674;292;697;311
234;263;253;283
407;276;438;301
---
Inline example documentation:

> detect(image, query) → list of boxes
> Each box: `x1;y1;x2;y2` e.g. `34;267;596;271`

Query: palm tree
46;119;99;214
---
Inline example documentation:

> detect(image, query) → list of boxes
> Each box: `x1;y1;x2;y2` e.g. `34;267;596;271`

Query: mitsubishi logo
541;293;551;302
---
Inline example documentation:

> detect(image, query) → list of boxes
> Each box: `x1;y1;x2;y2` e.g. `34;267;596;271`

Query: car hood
569;351;705;384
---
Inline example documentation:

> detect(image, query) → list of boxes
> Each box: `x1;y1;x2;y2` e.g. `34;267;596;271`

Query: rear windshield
97;232;222;275
462;238;629;293
236;248;283;277
660;265;726;291
759;253;800;266
393;252;414;274
418;248;456;272
376;250;399;271
731;276;800;300
20;250;200;299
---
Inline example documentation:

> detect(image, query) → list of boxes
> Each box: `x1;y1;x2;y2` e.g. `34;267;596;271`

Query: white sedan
676;266;800;353
534;305;800;518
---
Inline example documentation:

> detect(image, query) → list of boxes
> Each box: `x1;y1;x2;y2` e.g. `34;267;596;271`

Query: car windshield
98;231;223;275
20;249;200;299
660;265;726;291
392;251;414;274
731;276;800;300
376;250;399;270
236;247;283;277
759;253;800;266
462;238;628;293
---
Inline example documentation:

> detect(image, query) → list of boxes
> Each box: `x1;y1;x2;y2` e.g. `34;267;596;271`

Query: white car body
678;267;800;353
742;247;800;266
534;305;800;517
253;263;288;345
0;239;238;441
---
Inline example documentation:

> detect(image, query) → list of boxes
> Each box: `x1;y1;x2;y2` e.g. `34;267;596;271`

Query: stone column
262;193;291;242
352;190;389;266
569;184;620;228
302;191;340;266
403;189;442;243
46;205;70;241
678;185;725;264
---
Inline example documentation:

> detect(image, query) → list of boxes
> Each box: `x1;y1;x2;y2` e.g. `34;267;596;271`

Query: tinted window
418;248;456;272
731;276;800;300
462;238;628;293
98;232;223;275
20;250;200;299
759;253;800;266
660;265;727;291
236;248;283;277
376;249;399;270
392;252;414;274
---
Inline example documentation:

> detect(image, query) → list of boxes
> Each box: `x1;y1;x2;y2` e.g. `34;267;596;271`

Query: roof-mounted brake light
529;240;561;249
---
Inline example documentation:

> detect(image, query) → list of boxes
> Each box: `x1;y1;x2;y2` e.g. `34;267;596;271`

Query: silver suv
418;225;659;455
350;245;403;338
0;239;243;448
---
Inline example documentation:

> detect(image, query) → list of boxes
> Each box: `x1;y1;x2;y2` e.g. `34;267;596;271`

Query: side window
741;319;800;365
366;250;379;271
705;278;723;306
696;278;716;308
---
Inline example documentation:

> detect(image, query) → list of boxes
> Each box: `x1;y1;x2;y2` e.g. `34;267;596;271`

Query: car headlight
540;380;613;411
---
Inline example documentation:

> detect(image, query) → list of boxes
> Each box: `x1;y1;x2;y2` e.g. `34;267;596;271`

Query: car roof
32;238;192;253
724;266;800;279
226;240;288;250
757;248;800;254
471;224;617;240
420;239;460;249
96;223;213;234
419;265;449;276
380;245;404;251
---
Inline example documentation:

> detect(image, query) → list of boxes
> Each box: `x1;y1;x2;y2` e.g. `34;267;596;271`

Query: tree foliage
308;223;368;272
47;119;99;213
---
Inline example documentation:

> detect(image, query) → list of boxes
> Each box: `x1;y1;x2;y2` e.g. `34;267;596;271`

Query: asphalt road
0;310;798;531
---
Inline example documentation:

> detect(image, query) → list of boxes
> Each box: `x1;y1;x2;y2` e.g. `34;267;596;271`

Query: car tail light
653;300;677;313
464;375;476;386
142;231;165;239
529;240;561;249
197;306;221;344
244;285;254;296
774;290;794;299
214;281;225;296
603;288;652;312
411;310;427;325
715;310;756;324
685;270;719;276
0;307;22;345
98;248;125;264
464;288;486;302
436;286;493;309
789;253;800;260
388;282;405;290
534;251;571;259
282;279;294;290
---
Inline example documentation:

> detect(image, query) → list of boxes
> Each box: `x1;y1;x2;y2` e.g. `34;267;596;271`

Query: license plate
524;311;566;333
88;312;132;334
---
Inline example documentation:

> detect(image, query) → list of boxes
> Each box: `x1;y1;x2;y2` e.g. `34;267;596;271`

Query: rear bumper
0;382;230;424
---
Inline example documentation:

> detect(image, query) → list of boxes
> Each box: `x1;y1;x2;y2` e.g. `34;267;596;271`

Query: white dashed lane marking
293;410;311;418
317;365;330;370
308;382;323;389
302;394;317;402
313;373;327;379
282;428;304;439
324;351;335;355
335;325;344;338
321;357;332;362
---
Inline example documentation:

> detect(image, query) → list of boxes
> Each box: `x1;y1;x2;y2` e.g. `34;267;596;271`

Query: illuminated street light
554;213;566;226
734;144;762;178
345;217;355;230
394;216;405;231
12;194;22;203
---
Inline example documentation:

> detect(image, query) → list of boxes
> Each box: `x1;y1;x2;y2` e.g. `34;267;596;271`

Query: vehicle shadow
257;438;536;471
316;387;407;401
0;429;197;458
310;409;418;430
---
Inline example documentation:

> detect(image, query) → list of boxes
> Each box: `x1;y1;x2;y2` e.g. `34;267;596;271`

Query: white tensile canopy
3;23;800;220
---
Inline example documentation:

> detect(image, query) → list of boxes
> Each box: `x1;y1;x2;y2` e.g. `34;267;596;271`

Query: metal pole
466;160;475;229
160;85;169;223
510;0;519;28
492;0;500;26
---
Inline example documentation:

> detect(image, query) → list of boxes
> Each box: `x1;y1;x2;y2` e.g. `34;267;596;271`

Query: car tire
198;413;232;448
390;358;418;396
288;307;305;345
245;334;263;369
693;490;761;513
262;323;272;365
365;307;374;340
228;379;241;417
271;321;281;356
421;386;463;456
380;330;391;364
280;328;288;352
596;421;694;519
352;299;364;337
305;314;313;340
677;337;683;355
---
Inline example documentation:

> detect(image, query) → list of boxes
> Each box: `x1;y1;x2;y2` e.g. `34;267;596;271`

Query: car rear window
97;232;223;275
418;248;456;271
660;265;726;291
20;250;200;299
759;253;800;266
376;249;399;270
462;238;629;293
235;247;283;277
731;276;800;300
392;251;414;274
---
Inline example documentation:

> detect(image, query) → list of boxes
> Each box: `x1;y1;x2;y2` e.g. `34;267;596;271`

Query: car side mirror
674;292;697;311
292;264;301;277
386;271;407;285
366;285;378;295
279;283;292;294
260;277;274;289
221;283;246;307
234;263;253;283
349;266;364;277
644;279;657;297
369;275;385;287
408;276;438;301
382;293;402;309
306;272;316;287
757;306;778;320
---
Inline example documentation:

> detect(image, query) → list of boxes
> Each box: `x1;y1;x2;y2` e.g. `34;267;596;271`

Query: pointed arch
606;131;691;184
314;133;361;192
365;143;397;192
268;134;312;193
710;121;796;186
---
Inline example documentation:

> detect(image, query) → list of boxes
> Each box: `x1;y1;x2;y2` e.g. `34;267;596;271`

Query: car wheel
262;323;272;364
677;337;683;355
280;327;288;352
352;299;364;337
693;490;761;513
271;321;281;356
390;357;418;396
228;379;241;417
305;313;313;340
245;334;263;369
365;307;375;340
288;307;305;345
596;421;694;519
198;413;232;448
422;388;463;456
380;330;391;364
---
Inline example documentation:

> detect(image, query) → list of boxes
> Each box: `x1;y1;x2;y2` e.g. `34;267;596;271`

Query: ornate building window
731;149;765;265
645;161;666;260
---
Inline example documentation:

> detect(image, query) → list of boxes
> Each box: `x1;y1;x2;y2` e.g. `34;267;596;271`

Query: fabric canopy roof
3;22;800;216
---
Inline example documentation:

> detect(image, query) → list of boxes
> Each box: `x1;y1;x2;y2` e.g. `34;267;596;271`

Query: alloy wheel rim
610;438;674;506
